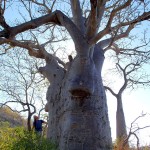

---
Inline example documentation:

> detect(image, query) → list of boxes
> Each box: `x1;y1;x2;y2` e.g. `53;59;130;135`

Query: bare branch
125;113;150;149
31;0;52;13
116;62;128;95
89;11;150;44
0;37;66;69
97;0;106;26
85;0;98;39
85;0;107;40
0;100;26;107
106;0;132;29
70;0;85;33
98;24;135;52
0;38;46;58
0;3;10;29
104;86;117;97
0;10;87;53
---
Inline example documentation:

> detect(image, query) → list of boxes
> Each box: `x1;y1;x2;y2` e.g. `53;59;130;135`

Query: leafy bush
0;121;10;127
0;126;57;150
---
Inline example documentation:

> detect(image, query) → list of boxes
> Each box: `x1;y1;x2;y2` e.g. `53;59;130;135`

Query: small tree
0;49;47;130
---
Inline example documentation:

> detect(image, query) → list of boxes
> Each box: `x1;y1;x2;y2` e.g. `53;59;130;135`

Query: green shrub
0;126;57;150
0;121;10;127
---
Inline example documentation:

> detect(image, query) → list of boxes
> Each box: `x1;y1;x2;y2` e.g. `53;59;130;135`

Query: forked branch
89;11;150;44
0;10;86;53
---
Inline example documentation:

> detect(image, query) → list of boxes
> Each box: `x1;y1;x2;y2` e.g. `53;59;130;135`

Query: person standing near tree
32;115;47;136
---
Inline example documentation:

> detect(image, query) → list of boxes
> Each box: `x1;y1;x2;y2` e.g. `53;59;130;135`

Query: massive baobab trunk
42;45;112;149
1;0;149;149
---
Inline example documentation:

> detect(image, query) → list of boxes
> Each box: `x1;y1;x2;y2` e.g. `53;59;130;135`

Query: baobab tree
104;51;150;148
0;0;150;149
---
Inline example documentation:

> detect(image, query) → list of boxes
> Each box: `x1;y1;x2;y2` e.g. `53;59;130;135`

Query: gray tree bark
43;46;112;149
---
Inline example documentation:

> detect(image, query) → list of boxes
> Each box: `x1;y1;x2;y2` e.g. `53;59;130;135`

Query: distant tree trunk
43;46;112;150
27;112;32;131
116;95;127;138
116;95;128;148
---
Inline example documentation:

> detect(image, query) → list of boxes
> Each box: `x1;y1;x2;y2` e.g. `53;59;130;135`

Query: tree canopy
0;0;149;58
